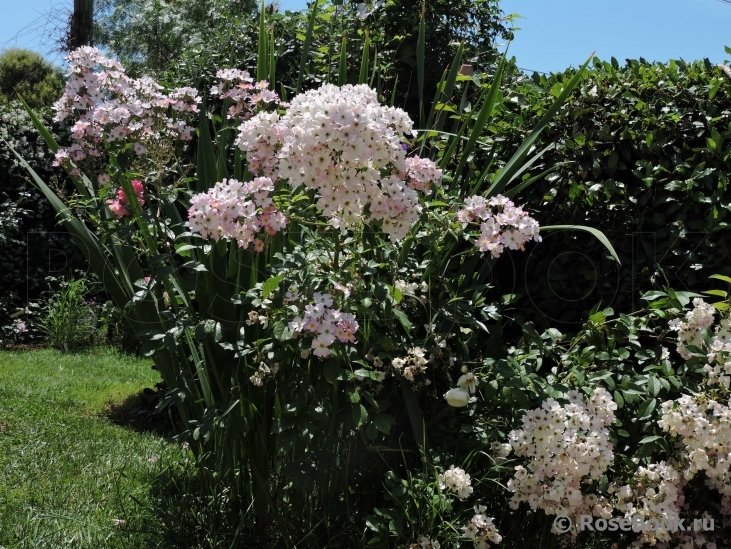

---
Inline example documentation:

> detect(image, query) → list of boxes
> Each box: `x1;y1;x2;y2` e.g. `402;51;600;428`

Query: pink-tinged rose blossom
235;84;442;242
107;180;145;218
457;195;540;258
187;177;286;251
52;46;200;166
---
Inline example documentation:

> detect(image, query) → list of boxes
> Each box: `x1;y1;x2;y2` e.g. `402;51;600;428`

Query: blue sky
2;0;731;73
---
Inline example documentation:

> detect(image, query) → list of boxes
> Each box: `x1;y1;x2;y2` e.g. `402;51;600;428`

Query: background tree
354;0;515;119
93;0;258;75
68;0;94;50
0;49;65;108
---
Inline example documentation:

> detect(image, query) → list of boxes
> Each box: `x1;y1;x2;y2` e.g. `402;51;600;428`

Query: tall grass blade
338;32;347;86
257;0;269;83
541;225;621;264
16;94;59;152
453;57;505;190
401;379;427;450
369;46;378;88
503;166;558;199
434;43;464;134
3;138;131;306
269;29;276;89
416;2;426;127
17;94;95;200
359;30;370;85
498;143;555;191
197;99;218;192
296;0;320;94
390;74;399;106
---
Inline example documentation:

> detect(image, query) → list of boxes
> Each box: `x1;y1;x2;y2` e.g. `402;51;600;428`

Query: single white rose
444;388;470;407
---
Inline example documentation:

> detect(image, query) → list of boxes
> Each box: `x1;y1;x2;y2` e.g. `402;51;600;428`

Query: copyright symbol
553;515;572;534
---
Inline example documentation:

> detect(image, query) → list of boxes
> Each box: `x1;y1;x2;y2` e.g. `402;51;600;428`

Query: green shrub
37;277;105;351
484;57;731;329
0;49;64;108
100;300;142;353
0;101;77;344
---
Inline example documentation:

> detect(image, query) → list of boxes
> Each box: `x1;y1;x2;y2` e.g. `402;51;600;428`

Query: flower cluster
506;388;617;527
490;442;512;464
659;394;731;515
404;157;443;192
444;369;479;408
250;361;280;387
456;195;541;258
187;177;287;250
235;84;442;241
654;528;717;549
246;310;269;329
601;300;731;548
210;69;282;121
438;465;473;500
613;462;686;546
399;537;441;549
463;505;502;549
106;180;145;218
53;47;200;167
287;292;359;358
392;347;428;381
668;297;717;361
667;297;731;391
394;279;428;295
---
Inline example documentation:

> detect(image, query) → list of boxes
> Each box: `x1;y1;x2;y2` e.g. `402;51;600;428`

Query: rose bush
7;14;622;545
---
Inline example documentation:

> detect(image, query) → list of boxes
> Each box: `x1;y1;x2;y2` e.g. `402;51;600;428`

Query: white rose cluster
391;347;428;381
668;298;731;388
187;177;286;251
235;84;442;242
286;291;359;358
456;194;541;258
505;388;617;526
668;297;717;361
209;68;282;121
658;394;731;517
463;504;503;549
443;369;480;408
400;536;440;549
614;461;686;546
438;465;473;500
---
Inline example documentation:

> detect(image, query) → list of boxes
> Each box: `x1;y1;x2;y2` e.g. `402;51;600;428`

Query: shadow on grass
105;386;178;437
135;466;269;549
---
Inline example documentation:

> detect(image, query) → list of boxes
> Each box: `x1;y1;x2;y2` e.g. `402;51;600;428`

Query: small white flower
457;372;479;394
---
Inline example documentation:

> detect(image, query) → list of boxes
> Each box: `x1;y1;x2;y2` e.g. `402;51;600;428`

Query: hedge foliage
0;102;74;343
486;57;731;328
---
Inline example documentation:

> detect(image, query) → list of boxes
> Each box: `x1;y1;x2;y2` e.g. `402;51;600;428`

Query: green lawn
0;348;185;549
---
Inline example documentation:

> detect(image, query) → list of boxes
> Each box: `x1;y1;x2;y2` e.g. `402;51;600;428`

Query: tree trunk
69;0;94;50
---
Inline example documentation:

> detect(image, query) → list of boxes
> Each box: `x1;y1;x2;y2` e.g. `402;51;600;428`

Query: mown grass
0;348;186;549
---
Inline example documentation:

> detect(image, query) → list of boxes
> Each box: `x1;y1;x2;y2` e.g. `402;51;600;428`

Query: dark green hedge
487;57;731;329
0;102;76;343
